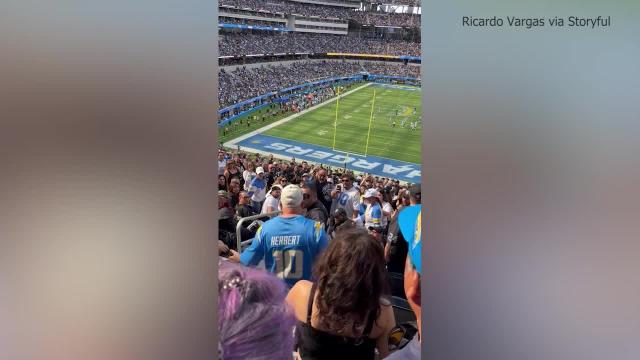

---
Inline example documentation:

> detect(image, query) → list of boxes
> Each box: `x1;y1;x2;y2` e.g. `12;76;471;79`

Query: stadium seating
219;0;421;27
219;61;419;108
219;32;420;57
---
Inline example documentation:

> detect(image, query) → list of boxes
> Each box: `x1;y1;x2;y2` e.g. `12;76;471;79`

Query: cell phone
336;185;342;191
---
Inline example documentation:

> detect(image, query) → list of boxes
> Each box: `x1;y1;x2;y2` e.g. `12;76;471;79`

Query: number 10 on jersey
273;249;304;280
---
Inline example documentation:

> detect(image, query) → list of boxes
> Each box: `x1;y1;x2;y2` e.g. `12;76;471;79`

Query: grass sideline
265;84;421;164
218;82;364;144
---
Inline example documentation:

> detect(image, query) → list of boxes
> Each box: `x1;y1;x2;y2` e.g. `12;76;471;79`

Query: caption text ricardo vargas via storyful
462;16;611;29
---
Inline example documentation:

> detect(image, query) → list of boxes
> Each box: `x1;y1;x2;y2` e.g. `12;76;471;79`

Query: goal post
331;85;376;159
364;89;376;157
331;86;340;150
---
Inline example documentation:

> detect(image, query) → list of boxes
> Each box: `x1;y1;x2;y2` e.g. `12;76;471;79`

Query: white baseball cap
364;188;380;199
281;184;303;208
256;167;265;174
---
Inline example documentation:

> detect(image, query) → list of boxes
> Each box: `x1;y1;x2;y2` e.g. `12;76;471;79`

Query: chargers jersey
240;215;328;288
330;186;360;219
364;203;382;229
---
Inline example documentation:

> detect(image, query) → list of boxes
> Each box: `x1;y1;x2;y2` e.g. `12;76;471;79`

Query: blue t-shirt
240;215;329;288
248;177;267;202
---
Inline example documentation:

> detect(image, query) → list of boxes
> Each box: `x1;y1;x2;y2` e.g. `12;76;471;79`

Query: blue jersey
364;203;382;228
240;215;328;288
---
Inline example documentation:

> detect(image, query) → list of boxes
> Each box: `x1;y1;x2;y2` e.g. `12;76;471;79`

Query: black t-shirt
386;213;408;274
228;193;239;209
315;179;333;212
236;204;256;219
305;200;328;228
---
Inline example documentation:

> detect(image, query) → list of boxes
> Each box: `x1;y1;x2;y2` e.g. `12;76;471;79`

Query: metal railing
235;211;281;251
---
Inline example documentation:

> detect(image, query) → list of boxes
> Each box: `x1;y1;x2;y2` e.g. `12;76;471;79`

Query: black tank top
295;283;378;360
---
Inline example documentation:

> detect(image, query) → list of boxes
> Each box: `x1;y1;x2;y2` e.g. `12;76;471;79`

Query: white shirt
330;185;360;219
261;194;280;214
218;159;227;174
382;201;393;229
242;170;256;191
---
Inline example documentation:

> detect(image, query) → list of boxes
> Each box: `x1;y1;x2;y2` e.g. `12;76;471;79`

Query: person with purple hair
218;260;297;360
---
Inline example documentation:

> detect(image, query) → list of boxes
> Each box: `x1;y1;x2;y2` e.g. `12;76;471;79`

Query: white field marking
344;114;352;119
318;129;328;136
222;144;416;182
224;82;372;148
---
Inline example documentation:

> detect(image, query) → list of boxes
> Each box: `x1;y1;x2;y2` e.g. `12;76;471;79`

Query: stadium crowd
365;62;420;78
349;11;421;27
219;32;420;57
219;17;286;27
220;0;352;19
219;0;421;27
219;61;419;108
217;146;422;359
219;61;359;107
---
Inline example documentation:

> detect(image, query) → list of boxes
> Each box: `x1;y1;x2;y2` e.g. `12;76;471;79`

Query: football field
264;83;421;164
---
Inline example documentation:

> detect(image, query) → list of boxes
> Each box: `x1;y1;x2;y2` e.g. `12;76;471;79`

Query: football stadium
217;1;422;359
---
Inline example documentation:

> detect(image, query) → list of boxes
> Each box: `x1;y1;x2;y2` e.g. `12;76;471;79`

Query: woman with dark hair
224;161;242;189
218;261;297;360
218;174;228;192
286;229;396;359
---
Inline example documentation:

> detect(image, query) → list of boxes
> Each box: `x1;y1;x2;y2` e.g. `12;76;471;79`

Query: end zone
233;134;421;183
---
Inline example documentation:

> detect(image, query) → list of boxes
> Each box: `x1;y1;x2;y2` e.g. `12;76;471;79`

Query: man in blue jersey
230;184;329;288
247;166;267;213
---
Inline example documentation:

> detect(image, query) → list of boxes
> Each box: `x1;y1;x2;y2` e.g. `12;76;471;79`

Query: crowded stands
220;0;355;20
217;146;419;252
218;148;422;359
219;32;420;57
219;60;419;108
219;0;421;27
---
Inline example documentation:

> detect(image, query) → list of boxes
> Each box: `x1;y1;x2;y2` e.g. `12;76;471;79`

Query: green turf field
264;84;421;164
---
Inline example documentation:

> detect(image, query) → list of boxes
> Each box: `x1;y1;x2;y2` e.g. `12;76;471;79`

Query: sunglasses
302;194;311;199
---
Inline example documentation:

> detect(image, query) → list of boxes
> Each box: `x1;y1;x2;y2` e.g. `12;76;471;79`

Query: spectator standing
232;185;329;288
286;229;396;359
227;176;242;209
301;181;329;228
248;167;267;213
359;188;383;230
330;174;360;220
379;188;394;232
218;174;227;192
242;162;257;192
384;205;422;359
385;184;420;275
261;184;282;214
236;191;257;219
327;208;355;240
224;161;242;189
314;168;333;212
218;152;227;175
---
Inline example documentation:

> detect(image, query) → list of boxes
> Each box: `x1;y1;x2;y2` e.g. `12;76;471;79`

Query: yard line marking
224;83;372;148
